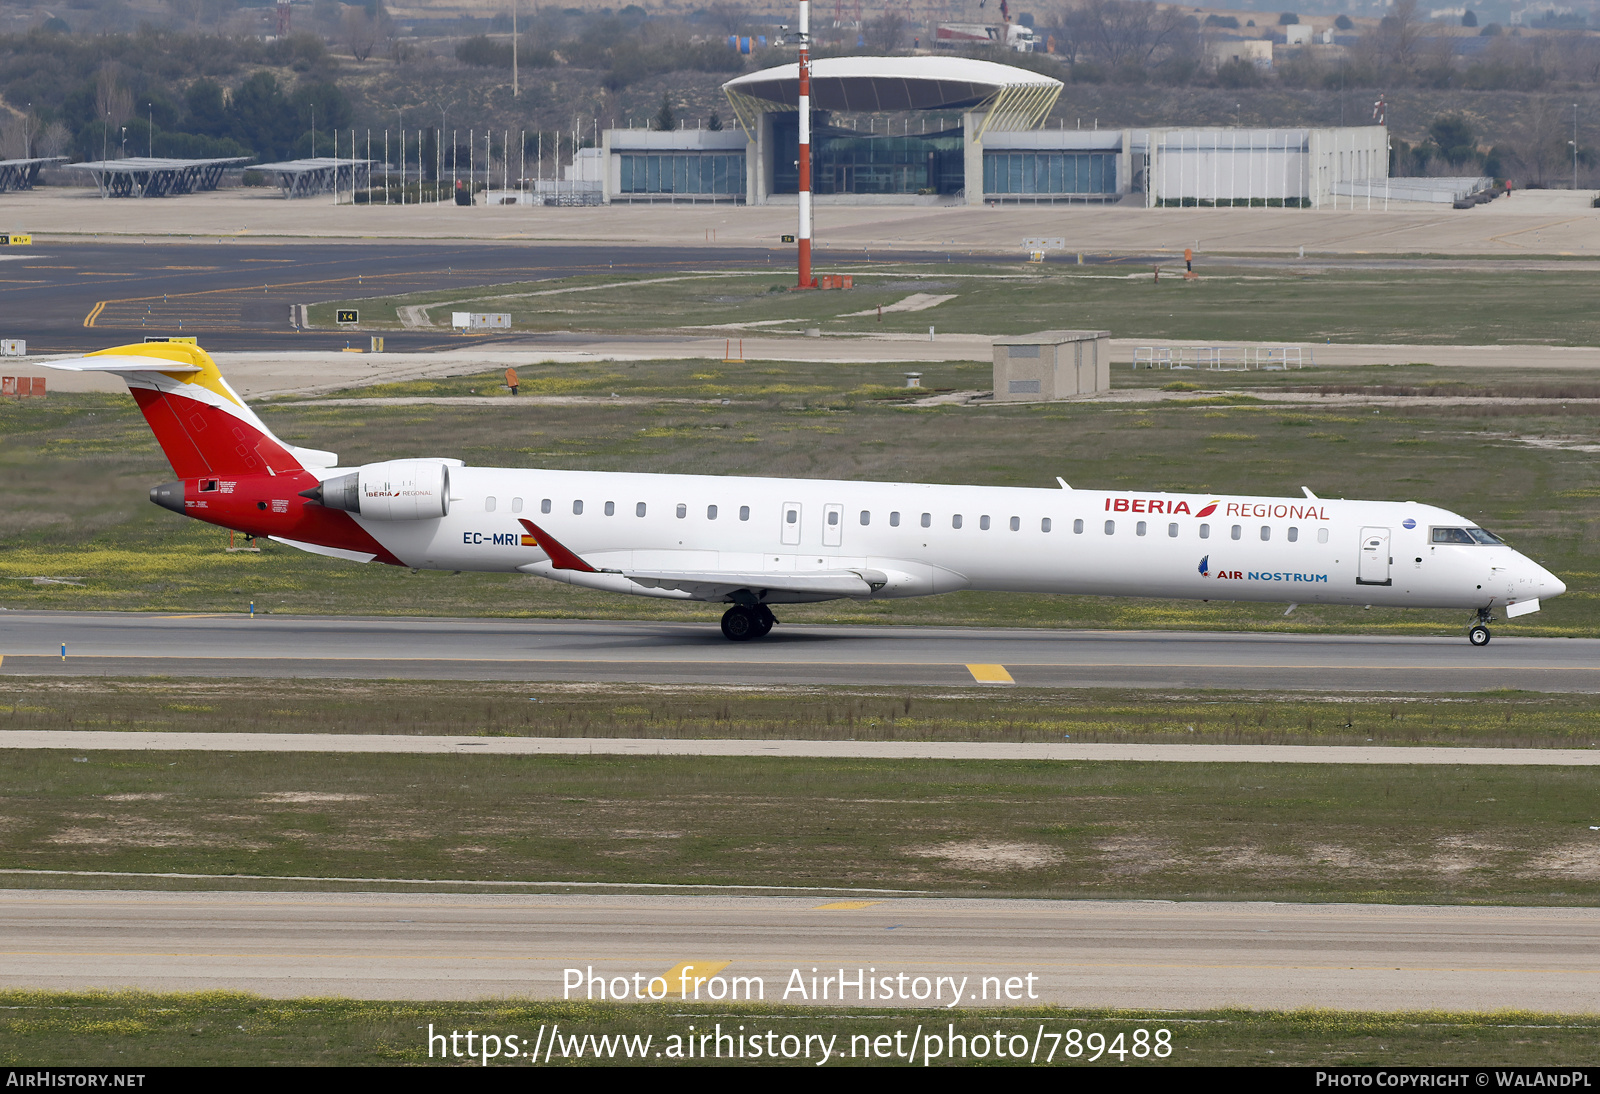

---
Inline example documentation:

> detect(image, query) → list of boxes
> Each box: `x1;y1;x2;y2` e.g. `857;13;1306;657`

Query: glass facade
772;117;965;196
618;153;746;197
983;151;1116;195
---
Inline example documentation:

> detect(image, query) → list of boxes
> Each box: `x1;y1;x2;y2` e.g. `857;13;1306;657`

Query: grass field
6;678;1600;750
3;748;1596;904
2;992;1595;1067
312;262;1600;347
2;359;1594;635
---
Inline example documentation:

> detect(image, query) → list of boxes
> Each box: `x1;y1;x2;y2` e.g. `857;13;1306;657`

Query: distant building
588;56;1388;211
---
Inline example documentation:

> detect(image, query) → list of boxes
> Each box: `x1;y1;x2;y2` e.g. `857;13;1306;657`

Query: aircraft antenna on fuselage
1056;477;1071;490
1302;486;1319;499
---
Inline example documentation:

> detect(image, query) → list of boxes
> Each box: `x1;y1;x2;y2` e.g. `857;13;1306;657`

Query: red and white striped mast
796;0;816;288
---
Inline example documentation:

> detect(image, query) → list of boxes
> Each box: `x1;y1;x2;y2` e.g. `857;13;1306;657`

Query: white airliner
51;342;1566;644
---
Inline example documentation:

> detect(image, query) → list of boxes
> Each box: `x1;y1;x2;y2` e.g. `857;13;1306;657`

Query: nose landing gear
721;603;777;641
1468;607;1492;647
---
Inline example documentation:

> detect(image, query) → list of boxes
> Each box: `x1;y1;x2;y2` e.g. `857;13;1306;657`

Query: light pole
439;106;450;202
147;102;152;157
1573;103;1579;191
311;103;316;159
120;126;126;160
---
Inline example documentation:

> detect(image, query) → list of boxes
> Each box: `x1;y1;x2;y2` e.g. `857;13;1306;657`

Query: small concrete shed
992;330;1110;402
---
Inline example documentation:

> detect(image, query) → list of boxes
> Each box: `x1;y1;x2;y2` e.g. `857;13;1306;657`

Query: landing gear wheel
751;605;775;638
721;605;759;642
1469;625;1491;647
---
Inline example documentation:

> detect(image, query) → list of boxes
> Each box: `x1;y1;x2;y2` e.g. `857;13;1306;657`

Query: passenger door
1357;527;1392;586
781;502;802;546
822;503;843;547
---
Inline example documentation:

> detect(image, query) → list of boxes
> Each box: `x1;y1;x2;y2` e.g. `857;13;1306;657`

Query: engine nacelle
303;460;452;521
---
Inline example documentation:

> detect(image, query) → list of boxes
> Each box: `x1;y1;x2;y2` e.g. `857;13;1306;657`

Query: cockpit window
1432;527;1504;545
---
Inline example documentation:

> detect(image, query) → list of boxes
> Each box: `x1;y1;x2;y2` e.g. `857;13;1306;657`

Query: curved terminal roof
722;56;1061;136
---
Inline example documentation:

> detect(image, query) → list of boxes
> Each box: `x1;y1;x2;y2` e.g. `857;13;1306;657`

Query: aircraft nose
1528;558;1566;598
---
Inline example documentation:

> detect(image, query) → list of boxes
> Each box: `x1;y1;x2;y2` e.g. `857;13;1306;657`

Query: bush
455;35;514;68
1335;14;1353;29
1204;14;1239;28
1216;57;1261;88
1278;11;1300;24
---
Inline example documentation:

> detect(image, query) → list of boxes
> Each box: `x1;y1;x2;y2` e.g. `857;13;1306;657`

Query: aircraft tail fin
45;343;337;479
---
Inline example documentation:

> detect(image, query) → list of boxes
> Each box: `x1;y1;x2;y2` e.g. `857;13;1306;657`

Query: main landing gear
721;603;777;641
1469;607;1493;647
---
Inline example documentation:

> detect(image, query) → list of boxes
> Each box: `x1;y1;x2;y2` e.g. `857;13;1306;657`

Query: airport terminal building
590;56;1388;209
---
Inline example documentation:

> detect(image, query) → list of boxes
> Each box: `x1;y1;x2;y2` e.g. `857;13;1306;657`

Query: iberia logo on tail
1195;500;1220;518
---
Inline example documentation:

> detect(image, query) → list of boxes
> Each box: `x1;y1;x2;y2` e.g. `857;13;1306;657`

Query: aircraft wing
515;519;884;599
624;569;879;598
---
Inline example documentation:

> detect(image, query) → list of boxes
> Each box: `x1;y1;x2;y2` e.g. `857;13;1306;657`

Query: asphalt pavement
2;611;1596;693
2;889;1594;1010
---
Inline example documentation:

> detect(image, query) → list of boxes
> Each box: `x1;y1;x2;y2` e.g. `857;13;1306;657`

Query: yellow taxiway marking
659;960;732;994
82;301;106;327
814;901;883;911
966;663;1015;684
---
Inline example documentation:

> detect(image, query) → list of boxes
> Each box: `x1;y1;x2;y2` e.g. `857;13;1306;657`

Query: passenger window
1231;524;1241;540
486;496;497;512
921;513;931;528
512;497;523;513
860;510;870;526
637;502;647;517
708;504;718;520
980;515;990;530
1260;526;1270;541
572;500;583;515
676;504;687;519
1136;521;1147;537
1200;523;1210;539
786;510;797;524
1104;520;1115;535
604;501;615;516
1009;516;1020;531
828;510;839;526
1288;527;1298;542
541;499;552;514
1073;519;1083;534
1317;528;1329;544
1168;523;1178;538
1042;517;1052;532
890;511;900;527
952;514;963;529
739;505;750;521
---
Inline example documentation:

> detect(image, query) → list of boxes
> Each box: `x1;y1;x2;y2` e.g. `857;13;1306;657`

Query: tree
1064;0;1188;68
1427;114;1478;165
1463;9;1478;26
1335;14;1353;29
653;93;675;132
94;67;134;131
344;7;382;62
707;112;724;131
863;12;907;52
1375;0;1427;69
1278;12;1300;25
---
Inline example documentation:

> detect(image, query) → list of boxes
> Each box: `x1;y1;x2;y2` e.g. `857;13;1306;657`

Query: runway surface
3;611;1598;693
3;890;1595;1010
4;731;1596;766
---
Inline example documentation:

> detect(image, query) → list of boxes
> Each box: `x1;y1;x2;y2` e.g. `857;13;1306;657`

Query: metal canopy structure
723;56;1061;138
70;157;251;198
0;157;67;193
252;157;374;198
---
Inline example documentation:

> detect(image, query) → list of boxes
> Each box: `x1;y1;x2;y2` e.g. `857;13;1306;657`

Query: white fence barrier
1132;345;1313;370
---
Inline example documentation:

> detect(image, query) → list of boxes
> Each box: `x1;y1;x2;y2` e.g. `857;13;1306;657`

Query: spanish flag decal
520;533;538;547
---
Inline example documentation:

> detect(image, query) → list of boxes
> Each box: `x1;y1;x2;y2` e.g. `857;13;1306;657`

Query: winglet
1302;486;1318;500
517;519;598;573
1056;477;1071;490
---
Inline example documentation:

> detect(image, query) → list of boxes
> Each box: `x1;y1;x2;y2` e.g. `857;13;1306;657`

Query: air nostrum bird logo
1198;555;1209;576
